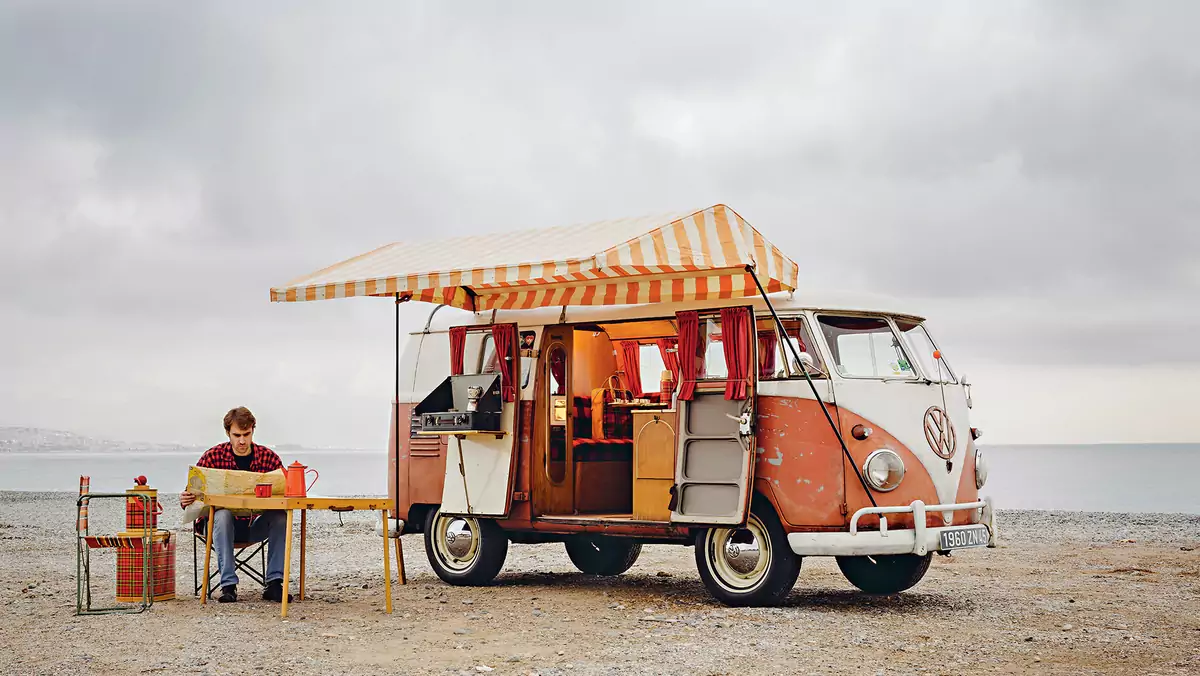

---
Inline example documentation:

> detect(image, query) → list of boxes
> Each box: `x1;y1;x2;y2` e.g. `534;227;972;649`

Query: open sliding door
439;323;522;517
670;306;757;526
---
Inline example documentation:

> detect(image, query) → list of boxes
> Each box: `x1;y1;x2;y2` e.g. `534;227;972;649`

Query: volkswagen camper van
271;205;996;606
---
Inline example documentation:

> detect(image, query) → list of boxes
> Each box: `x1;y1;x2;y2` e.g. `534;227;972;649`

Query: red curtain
676;311;699;401
620;341;643;397
758;331;777;379
491;324;517;402
721;307;751;400
657;338;680;392
449;326;467;376
549;347;566;395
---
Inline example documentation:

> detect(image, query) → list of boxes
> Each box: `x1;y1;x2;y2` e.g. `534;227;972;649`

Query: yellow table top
203;495;391;511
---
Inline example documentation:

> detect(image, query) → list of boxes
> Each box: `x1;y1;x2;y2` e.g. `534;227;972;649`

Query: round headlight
863;449;905;492
975;448;988;489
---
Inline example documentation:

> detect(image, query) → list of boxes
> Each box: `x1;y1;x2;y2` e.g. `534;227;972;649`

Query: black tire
694;499;801;607
423;507;508;586
836;553;932;594
564;535;642;576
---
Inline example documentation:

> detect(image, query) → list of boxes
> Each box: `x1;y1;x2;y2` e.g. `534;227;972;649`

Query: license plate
938;525;989;550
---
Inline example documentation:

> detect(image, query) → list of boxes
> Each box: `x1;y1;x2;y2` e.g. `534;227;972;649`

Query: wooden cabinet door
633;410;676;521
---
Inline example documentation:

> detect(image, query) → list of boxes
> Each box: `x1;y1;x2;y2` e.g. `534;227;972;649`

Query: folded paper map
184;465;287;517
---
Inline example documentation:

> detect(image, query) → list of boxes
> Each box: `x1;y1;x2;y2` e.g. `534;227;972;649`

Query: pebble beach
1;491;1197;676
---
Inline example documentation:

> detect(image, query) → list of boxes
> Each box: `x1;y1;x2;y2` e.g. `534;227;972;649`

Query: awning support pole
394;293;402;518
747;269;878;509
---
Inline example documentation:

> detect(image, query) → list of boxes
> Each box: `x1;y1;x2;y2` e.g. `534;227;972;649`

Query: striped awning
270;204;798;311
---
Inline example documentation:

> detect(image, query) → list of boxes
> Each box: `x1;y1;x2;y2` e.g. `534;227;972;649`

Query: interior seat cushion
572;439;632;462
572;396;593;439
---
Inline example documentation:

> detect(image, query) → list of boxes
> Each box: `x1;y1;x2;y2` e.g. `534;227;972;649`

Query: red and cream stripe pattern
270;205;798;309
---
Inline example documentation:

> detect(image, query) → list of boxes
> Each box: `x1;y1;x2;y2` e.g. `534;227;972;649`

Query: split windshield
816;315;916;380
895;320;956;383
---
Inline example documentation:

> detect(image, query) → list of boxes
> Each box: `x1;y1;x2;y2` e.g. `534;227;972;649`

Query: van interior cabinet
632;409;677;521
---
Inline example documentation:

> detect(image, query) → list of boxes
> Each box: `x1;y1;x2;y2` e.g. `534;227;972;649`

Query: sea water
0;443;1196;514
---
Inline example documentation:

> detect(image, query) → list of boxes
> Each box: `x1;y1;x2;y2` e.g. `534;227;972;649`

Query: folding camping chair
191;516;268;598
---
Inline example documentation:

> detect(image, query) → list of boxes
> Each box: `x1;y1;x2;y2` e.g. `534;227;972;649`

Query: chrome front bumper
787;496;997;557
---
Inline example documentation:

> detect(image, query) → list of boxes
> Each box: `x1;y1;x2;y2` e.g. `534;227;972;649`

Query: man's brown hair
223;406;256;433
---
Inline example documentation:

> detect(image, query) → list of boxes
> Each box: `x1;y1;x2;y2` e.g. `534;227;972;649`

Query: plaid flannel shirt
194;442;283;526
196;442;283;473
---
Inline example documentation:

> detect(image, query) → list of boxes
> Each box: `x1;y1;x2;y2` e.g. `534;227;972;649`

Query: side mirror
961;374;973;409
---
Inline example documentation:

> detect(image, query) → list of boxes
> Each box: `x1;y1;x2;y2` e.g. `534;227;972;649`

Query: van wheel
564;535;642;576
694;500;800;607
836;553;932;594
423;507;508;586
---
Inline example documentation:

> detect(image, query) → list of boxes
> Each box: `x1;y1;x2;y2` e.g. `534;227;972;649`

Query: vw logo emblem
923;406;957;459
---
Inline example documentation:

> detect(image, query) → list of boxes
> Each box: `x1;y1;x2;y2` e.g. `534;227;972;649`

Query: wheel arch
404;503;438;534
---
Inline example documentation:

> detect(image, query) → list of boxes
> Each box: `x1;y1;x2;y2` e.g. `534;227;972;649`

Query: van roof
415;289;927;333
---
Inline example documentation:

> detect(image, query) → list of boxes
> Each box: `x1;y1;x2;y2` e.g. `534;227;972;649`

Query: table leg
281;509;293;619
395;535;406;585
382;509;392;614
299;510;307;601
201;506;214;605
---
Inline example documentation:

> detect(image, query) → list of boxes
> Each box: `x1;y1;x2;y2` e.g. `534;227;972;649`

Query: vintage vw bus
271;205;996;606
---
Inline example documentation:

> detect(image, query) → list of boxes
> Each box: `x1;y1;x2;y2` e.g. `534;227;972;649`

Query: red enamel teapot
281;461;318;497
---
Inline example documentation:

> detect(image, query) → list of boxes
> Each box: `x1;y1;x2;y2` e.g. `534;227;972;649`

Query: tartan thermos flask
125;475;161;533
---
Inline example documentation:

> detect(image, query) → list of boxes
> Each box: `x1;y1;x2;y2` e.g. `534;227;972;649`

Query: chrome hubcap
434;514;479;572
708;515;770;591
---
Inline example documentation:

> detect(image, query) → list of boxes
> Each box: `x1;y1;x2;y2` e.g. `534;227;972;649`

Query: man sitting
180;406;290;604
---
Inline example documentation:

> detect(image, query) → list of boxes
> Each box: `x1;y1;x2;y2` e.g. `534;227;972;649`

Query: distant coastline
2;425;1194;455
0;426;375;454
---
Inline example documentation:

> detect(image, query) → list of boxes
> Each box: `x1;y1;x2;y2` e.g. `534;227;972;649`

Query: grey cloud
1;0;1197;445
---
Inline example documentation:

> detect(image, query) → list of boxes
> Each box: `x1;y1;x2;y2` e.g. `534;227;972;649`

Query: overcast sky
1;1;1196;449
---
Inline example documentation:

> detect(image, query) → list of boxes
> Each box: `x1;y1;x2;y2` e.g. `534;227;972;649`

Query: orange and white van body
386;292;995;556
269;204;996;598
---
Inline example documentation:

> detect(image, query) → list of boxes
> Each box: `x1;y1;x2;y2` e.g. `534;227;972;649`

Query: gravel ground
1;491;1198;676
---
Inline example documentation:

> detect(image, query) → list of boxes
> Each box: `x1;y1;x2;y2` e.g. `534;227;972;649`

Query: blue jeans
210;508;288;588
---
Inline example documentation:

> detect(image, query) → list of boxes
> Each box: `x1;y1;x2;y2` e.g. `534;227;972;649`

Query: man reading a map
179;406;290;603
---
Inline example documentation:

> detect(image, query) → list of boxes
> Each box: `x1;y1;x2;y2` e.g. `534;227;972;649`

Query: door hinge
839;502;848;516
512;491;529;502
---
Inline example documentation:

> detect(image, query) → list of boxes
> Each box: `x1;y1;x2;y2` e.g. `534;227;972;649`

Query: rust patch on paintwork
755;396;948;532
754;396;846;528
836;408;941;530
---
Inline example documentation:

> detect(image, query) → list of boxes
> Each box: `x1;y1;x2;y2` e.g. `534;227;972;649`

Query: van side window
817;315;916;379
761;317;826;380
478;334;498;374
638;343;668;394
700;316;728;380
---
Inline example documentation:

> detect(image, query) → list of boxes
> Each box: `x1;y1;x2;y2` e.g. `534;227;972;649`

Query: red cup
254;483;272;498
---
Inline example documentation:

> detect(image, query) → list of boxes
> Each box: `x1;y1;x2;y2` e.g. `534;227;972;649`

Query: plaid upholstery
116;534;176;602
571;397;593;439
571;395;634;439
572;439;633;462
601;406;633;439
